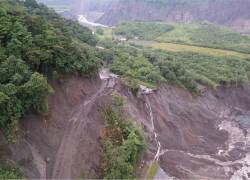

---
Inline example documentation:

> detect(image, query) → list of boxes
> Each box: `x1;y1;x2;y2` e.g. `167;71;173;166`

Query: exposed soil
1;73;250;179
139;85;250;179
5;74;117;179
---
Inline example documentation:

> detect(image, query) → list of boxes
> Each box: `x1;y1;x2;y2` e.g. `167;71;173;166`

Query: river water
77;15;108;27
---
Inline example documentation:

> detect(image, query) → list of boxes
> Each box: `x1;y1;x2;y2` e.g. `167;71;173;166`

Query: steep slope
0;1;101;177
97;0;250;33
8;75;115;178
2;73;250;179
1;1;250;179
139;85;250;179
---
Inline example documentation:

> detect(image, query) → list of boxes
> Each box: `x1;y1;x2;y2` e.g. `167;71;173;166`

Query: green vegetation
38;0;74;12
115;21;250;54
0;0;100;134
96;27;113;48
0;161;24;179
110;47;164;85
148;50;250;90
101;92;147;179
149;42;248;58
115;21;173;40
106;21;250;92
146;161;159;180
157;23;250;54
103;45;250;93
96;28;104;35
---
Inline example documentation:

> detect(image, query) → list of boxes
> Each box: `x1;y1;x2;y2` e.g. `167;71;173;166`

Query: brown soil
1;75;250;179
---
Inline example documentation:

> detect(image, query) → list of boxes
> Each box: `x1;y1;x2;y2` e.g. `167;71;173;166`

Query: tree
0;85;23;128
6;22;32;58
0;0;100;133
20;72;53;113
0;15;12;47
24;0;39;8
0;55;31;85
96;28;104;35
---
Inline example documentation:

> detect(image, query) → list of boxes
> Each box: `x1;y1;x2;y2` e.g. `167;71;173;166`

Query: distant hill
38;0;112;13
97;0;250;33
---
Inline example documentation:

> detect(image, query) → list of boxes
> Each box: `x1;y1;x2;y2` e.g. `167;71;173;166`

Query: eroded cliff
2;72;250;179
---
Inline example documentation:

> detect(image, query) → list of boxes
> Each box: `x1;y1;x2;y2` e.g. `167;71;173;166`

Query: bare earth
2;73;250;179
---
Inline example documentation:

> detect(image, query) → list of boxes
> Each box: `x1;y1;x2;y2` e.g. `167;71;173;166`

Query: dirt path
52;72;116;179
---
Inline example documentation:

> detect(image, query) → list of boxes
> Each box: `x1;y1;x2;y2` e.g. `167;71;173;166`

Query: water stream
78;15;108;27
142;88;176;180
145;96;161;161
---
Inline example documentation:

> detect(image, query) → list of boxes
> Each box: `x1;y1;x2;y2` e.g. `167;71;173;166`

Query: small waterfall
144;91;176;180
145;95;161;161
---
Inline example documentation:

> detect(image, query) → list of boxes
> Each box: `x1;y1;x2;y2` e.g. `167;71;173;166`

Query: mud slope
8;75;117;179
2;74;250;179
118;83;250;179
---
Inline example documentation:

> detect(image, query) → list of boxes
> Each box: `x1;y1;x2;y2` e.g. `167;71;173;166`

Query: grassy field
157;23;250;54
152;42;248;58
130;40;249;58
115;21;250;54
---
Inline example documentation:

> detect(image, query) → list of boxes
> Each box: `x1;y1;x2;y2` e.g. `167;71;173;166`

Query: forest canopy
0;0;100;132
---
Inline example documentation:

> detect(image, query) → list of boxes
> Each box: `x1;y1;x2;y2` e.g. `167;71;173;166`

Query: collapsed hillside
97;0;250;33
1;0;250;179
1;70;250;179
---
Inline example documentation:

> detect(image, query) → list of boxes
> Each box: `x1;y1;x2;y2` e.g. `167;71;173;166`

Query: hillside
38;0;112;19
0;0;99;135
2;0;250;179
97;0;250;33
0;0;101;177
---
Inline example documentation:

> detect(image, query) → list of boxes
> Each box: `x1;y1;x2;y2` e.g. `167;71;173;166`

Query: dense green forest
0;0;100;133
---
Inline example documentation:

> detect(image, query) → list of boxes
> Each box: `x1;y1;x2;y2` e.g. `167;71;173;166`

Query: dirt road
52;72;115;178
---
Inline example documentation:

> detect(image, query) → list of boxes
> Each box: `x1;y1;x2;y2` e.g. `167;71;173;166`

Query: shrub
101;92;147;179
0;161;24;179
